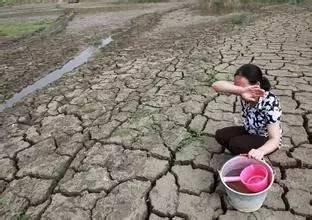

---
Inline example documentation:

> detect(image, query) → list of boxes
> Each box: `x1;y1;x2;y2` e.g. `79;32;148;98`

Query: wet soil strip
0;36;113;112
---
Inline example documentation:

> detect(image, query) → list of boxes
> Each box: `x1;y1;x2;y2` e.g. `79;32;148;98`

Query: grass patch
231;13;247;25
243;0;305;3
14;214;30;220
230;13;252;25
0;20;52;38
205;69;219;86
0;197;30;220
198;0;309;15
177;135;211;152
0;0;16;7
116;0;168;3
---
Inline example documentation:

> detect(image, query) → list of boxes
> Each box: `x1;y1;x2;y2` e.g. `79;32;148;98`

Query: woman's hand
240;85;265;102
247;124;281;161
248;148;265;160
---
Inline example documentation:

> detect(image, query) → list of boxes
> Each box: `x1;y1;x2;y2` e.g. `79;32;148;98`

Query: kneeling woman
212;64;282;160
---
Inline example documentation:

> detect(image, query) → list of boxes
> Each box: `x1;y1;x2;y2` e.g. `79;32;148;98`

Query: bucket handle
223;176;241;182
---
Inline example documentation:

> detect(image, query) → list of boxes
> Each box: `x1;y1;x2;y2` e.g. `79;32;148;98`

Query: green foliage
0;0;16;7
198;0;308;15
117;0;168;3
205;69;218;86
177;134;210;152
113;128;133;136
247;0;304;3
14;214;30;220
0;197;7;205
0;197;29;220
230;13;251;25
0;20;52;38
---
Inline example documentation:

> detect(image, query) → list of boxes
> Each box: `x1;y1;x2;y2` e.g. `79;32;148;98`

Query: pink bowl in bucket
240;164;268;192
223;164;269;193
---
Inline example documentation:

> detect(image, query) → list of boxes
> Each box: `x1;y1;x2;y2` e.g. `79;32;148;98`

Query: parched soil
0;1;185;103
0;1;312;219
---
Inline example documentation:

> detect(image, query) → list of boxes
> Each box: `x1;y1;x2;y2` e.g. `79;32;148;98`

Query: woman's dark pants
215;126;268;154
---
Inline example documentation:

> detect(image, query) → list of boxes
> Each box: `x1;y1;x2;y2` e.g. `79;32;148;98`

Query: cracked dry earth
1;4;312;220
0;1;183;103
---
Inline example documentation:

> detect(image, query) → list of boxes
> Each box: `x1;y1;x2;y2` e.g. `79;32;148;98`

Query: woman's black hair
234;64;271;91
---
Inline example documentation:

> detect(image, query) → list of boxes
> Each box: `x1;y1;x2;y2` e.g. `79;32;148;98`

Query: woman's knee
215;128;223;143
215;128;221;140
215;128;229;146
228;136;251;154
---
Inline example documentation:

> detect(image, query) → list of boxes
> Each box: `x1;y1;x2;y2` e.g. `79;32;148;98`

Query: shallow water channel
0;36;113;112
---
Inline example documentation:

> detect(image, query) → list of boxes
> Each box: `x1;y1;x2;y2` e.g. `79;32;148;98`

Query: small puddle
0;36;113;112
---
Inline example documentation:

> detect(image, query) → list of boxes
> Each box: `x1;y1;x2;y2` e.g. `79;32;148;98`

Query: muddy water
225;168;253;194
0;36;113;112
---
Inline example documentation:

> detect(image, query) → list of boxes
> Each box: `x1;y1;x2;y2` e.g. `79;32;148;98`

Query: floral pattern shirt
241;91;282;137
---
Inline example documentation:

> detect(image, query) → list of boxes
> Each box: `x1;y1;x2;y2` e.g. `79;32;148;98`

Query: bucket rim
219;155;275;196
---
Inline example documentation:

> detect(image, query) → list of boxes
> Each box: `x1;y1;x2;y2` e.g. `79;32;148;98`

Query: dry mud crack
0;3;312;220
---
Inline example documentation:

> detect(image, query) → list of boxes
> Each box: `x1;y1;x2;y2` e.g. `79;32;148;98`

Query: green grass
0;0;16;6
0;20;52;38
205;69;218;86
230;13;252;25
198;0;309;15
116;0;168;3
14;214;30;220
241;0;304;3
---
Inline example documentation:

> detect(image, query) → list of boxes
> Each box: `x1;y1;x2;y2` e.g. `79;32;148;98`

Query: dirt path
0;2;312;220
